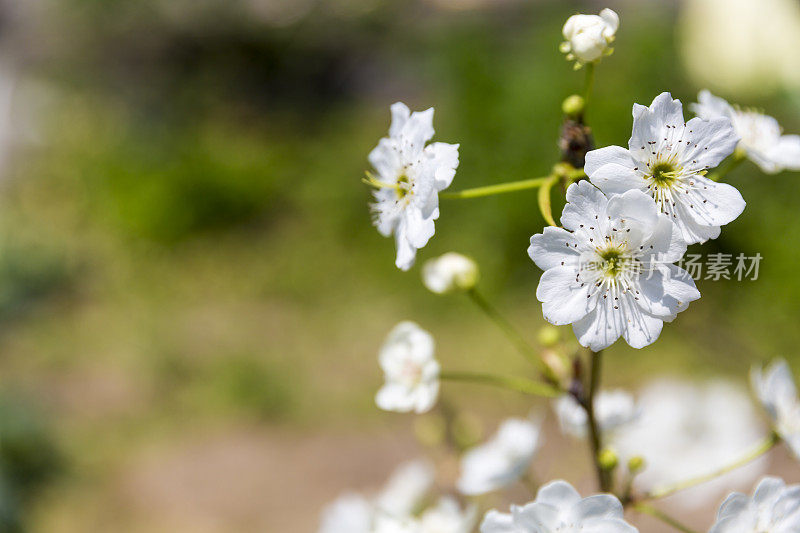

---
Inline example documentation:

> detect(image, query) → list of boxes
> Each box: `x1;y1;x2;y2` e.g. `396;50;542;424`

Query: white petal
528;227;581;270
561;181;608;231
585;145;638;176
682;117;740;169
572;298;624;351
636;265;700;320
685;177;746;228
369;138;402;179
767;135;800;171
571;494;624;521
389;102;411;138
618;297;664;349
535;480;582;508
536;267;594;325
423;141;460;189
690;90;734;121
479;511;517;533
402;206;437;250
400;107;435;155
599;8;619;33
586;148;645;196
649;92;685;127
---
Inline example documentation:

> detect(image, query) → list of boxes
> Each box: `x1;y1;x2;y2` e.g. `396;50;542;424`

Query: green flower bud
537;325;561;347
598;448;619;471
627;455;646;474
562;95;586;117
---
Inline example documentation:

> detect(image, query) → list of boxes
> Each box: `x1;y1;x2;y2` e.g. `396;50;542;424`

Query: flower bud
627;455;646;474
561;8;619;66
598;448;619;471
422;252;479;294
562;95;585;118
538;325;561;347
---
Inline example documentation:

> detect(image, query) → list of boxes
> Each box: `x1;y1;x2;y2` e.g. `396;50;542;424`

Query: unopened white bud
422;253;479;294
561;8;618;66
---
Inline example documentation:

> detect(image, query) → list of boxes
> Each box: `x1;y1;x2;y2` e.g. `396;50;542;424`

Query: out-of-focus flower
376;322;440;414
560;9;619;68
751;359;800;459
680;0;800;97
368;102;459;271
318;460;434;533
585;92;744;245
554;389;637;439
422;253;479;294
480;480;637;533
709;476;800;533
691;90;800;174
319;493;373;533
419;497;477;533
528;181;699;351
457;418;541;495
612;380;767;510
375;460;436;518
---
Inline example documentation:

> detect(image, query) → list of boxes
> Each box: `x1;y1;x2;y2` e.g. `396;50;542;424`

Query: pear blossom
457;418;541;495
612;380;767;509
419;497;477;533
375;459;436;517
422;252;479;294
528;181;700;351
318;460;434;533
368;102;459;270
319;493;374;533
480;480;638;533
554;389;637;439
585;92;744;244
751;359;800;459
376;322;440;414
560;9;619;67
692;90;800;174
709;476;800;533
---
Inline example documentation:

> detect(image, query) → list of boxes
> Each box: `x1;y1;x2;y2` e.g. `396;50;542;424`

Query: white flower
319;493;374;533
422;253;479;294
479;480;638;533
375;460;436;518
318;460;434;533
584;92;744;244
376;322;440;414
751;359;800;459
709;476;800;533
457;418;541;495
368;102;460;271
691;90;800;174
528;181;700;351
561;9;619;66
419;497;477;533
612;380;767;510
554;389;637;439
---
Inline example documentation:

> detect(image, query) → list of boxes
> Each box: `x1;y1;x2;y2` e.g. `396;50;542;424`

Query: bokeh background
0;0;799;531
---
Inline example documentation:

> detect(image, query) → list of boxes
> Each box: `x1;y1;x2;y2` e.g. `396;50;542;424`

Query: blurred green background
0;0;799;531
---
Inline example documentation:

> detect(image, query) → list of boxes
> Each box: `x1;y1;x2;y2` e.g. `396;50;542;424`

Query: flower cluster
340;5;800;533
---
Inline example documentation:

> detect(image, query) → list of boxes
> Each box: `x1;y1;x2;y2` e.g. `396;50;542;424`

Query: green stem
466;289;551;376
644;432;779;501
440;176;552;199
440;371;560;398
583;62;596;114
708;150;745;182
584;349;612;492
633;503;700;533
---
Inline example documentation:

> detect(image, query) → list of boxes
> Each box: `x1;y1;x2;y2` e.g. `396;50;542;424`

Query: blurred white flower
457;418;541;495
419;497;477;533
585;92;744;244
376;322;440;414
691;90;800;174
560;9;619;67
528;181;699;351
709;476;800;533
422;253;479;294
318;460;434;533
376;460;436;518
612;380;767;510
680;0;800;97
319;493;374;533
751;359;800;459
368;102;459;271
554;389;637;439
480;480;637;533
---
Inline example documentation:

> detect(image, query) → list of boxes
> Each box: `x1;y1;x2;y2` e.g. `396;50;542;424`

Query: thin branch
440;176;552;199
440;371;560;398
633;503;700;533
